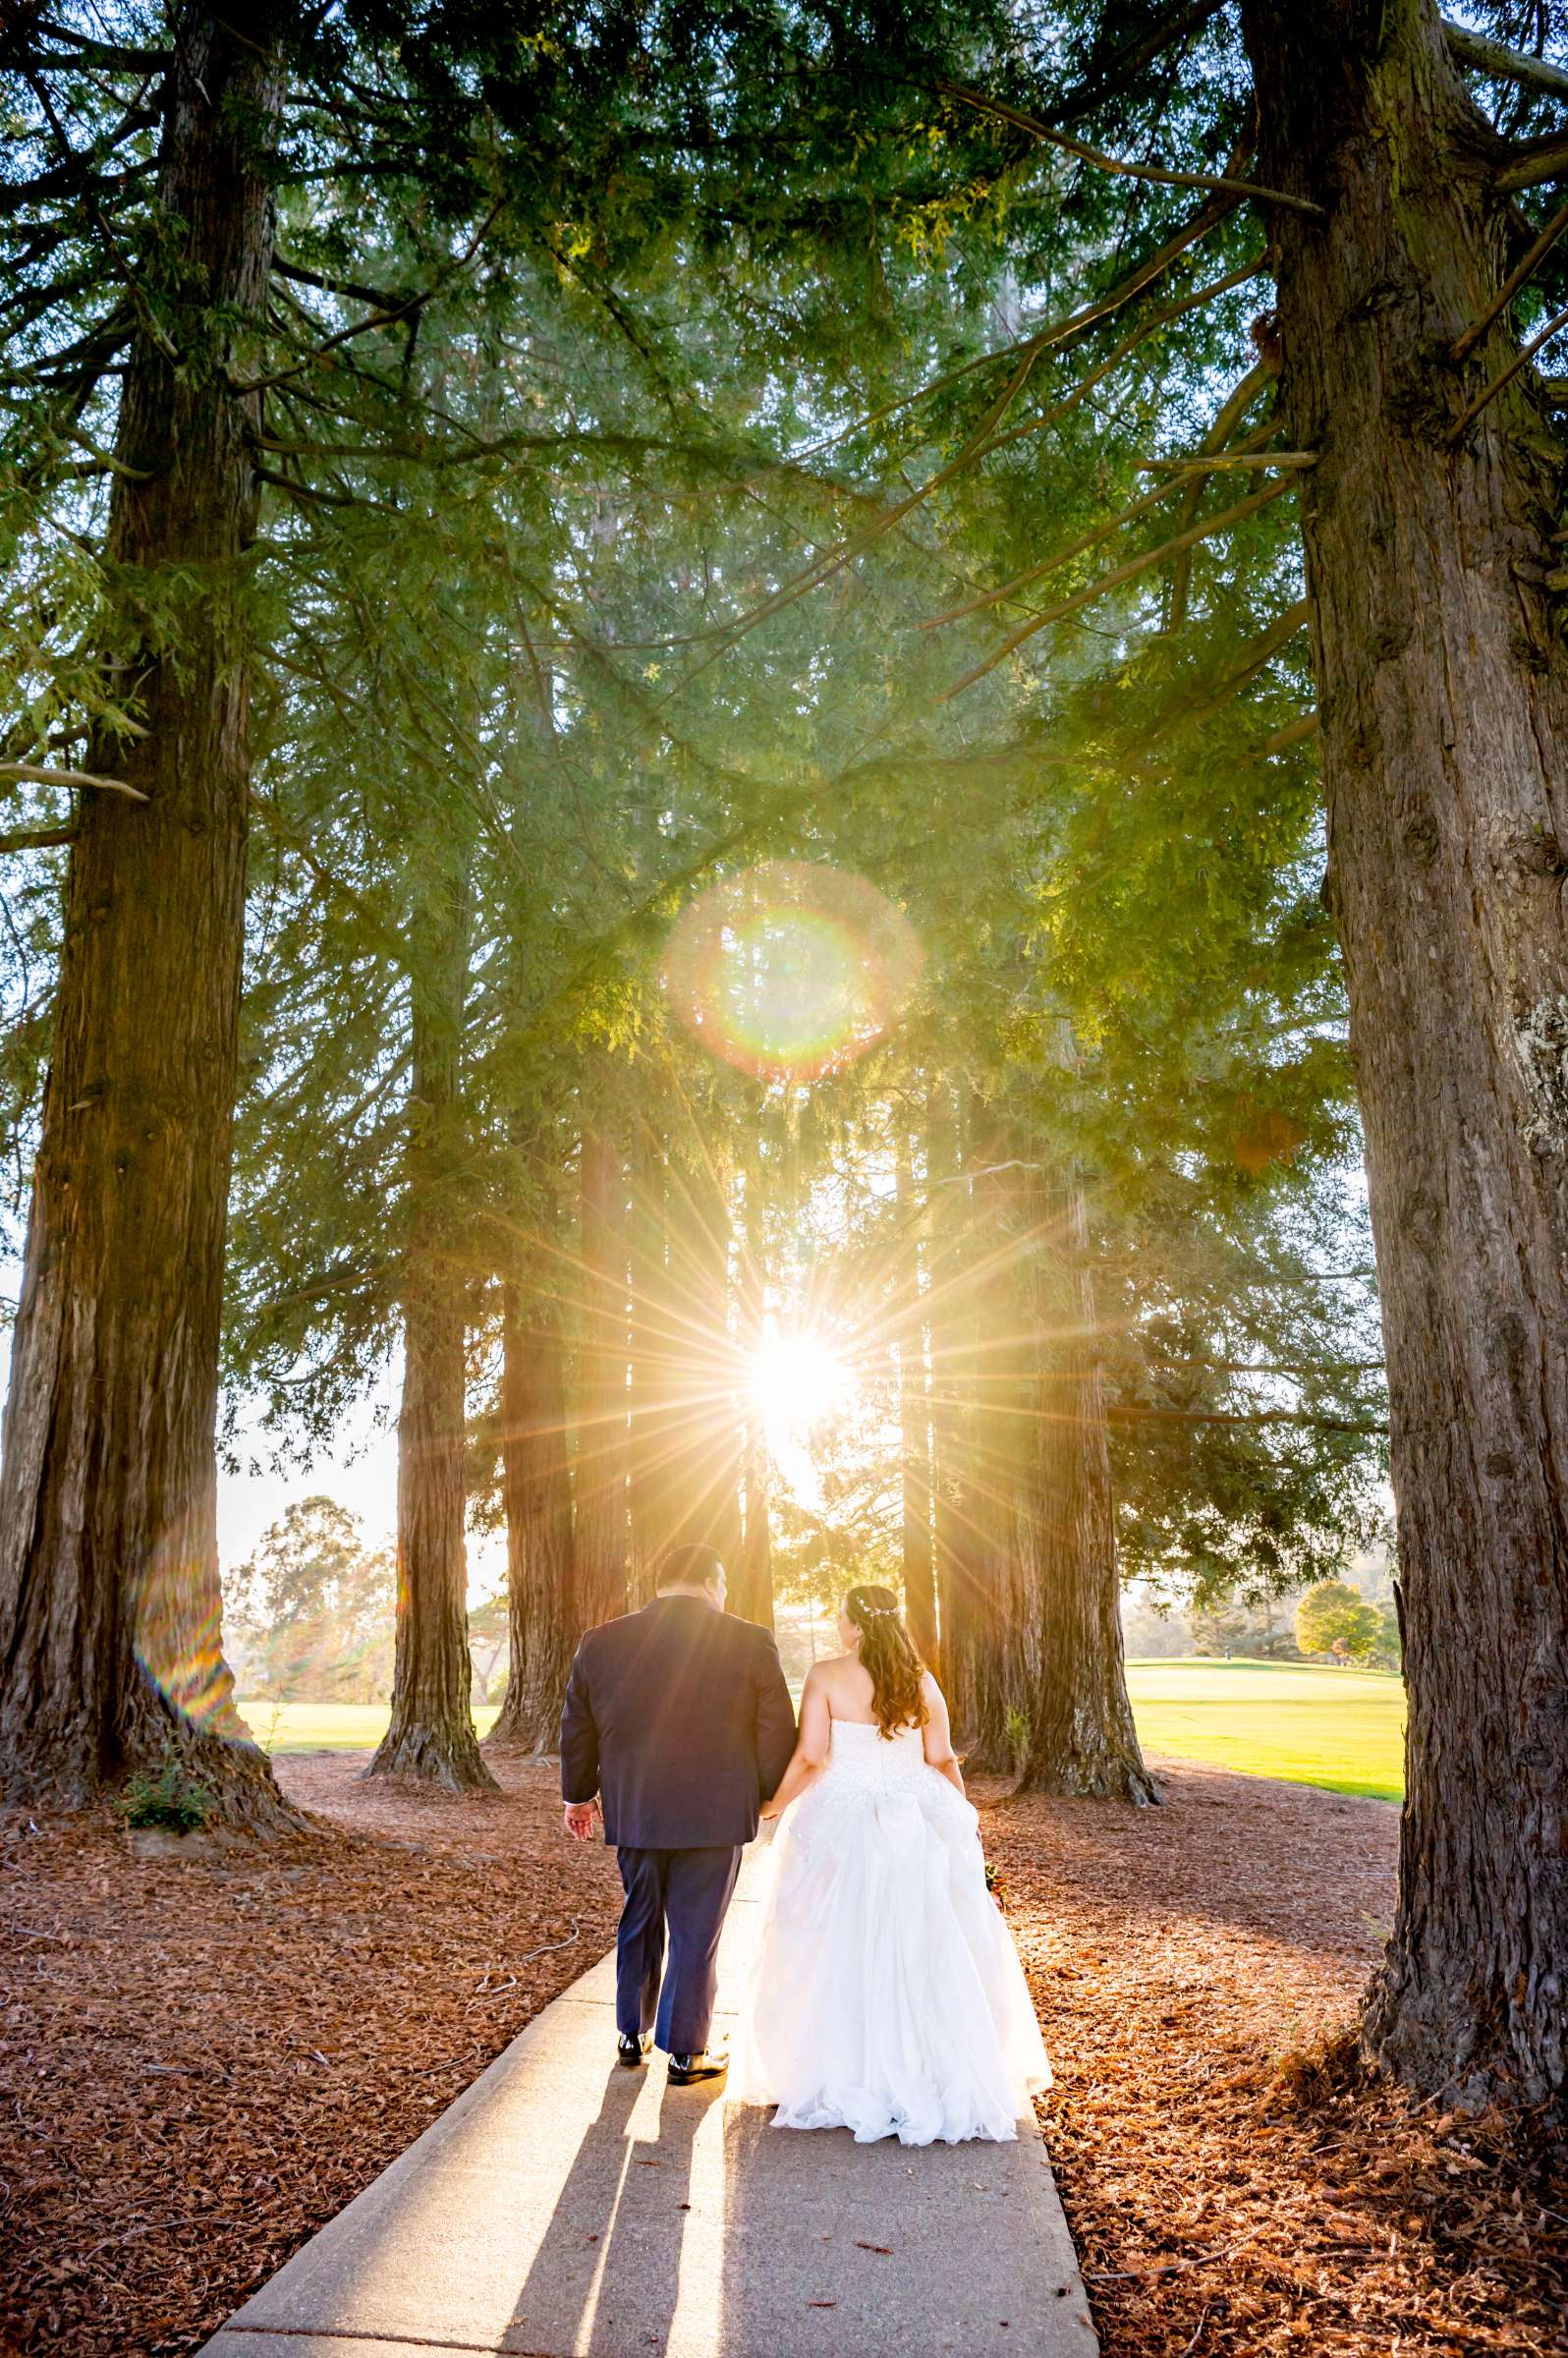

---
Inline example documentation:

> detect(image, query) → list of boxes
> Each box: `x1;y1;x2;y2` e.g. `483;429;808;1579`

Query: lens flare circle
662;860;923;1081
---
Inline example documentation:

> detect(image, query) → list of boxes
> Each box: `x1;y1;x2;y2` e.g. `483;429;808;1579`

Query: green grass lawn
1125;1656;1406;1801
238;1656;1406;1803
236;1699;501;1754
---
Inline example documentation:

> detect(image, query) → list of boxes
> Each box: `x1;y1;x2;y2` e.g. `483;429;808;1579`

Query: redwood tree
0;17;290;1819
369;827;493;1790
485;1196;577;1753
894;1128;938;1662
1235;0;1568;2105
575;1122;630;1629
1014;1173;1156;1805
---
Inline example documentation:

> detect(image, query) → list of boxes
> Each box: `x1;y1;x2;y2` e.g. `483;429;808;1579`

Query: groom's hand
563;1800;598;1842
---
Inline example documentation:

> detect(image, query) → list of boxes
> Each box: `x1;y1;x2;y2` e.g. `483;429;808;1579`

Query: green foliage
1294;1579;1387;1665
227;1497;396;1704
1189;1594;1303;1660
117;1759;216;1835
1;0;1407;1617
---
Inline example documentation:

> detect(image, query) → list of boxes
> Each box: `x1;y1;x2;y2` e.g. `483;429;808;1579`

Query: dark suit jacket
559;1596;797;1849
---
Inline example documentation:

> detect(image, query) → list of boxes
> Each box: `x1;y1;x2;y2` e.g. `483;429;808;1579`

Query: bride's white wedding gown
735;1718;1051;2145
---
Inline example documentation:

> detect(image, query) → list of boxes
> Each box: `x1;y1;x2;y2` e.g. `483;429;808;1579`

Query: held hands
563;1799;599;1842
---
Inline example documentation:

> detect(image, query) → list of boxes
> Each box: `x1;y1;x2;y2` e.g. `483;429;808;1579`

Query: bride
735;1583;1050;2146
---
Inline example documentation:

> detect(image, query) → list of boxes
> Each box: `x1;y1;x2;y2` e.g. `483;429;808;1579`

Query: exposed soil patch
986;1756;1567;2356
2;1749;1562;2356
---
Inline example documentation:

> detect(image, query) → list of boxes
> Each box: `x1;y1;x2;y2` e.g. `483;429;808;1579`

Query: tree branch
771;148;1254;475
1450;192;1568;361
1048;2;1226;129
941;476;1300;699
1443;20;1568;103
0;824;77;855
231;197;508;395
1497;139;1568;196
934;80;1328;218
1107;1404;1386;1434
1138;450;1316;471
0;761;146;800
1447;299;1568;439
270;253;410;311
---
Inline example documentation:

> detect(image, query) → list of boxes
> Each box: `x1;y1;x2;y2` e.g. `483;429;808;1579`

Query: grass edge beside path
236;1656;1407;1802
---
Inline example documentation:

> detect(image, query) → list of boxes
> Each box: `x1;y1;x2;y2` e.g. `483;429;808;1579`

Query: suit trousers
614;1843;743;2054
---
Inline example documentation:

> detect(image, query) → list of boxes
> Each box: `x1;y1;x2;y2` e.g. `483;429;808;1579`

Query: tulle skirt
733;1746;1051;2146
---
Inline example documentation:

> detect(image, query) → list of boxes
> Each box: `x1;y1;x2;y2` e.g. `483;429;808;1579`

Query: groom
560;1544;797;2084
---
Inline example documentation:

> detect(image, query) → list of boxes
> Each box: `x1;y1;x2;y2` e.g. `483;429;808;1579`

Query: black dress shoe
617;2033;651;2067
667;2049;727;2085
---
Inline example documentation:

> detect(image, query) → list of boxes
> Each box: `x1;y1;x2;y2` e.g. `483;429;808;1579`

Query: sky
0;1309;509;1600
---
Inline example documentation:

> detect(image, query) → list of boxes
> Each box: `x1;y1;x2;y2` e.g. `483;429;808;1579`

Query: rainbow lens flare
662;863;923;1081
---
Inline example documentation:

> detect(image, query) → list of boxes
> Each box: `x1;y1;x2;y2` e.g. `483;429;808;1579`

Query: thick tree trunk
656;1151;744;1565
575;1124;629;1628
966;1137;1037;1774
369;865;493;1790
894;1130;937;1663
694;1156;745;1573
0;19;292;1824
738;1419;775;1627
485;1208;577;1754
628;1114;683;1598
928;1082;978;1727
733;1152;774;1627
1241;0;1568;2103
1015;1180;1157;1803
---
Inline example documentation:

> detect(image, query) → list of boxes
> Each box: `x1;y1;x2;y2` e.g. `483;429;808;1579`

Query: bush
118;1758;215;1833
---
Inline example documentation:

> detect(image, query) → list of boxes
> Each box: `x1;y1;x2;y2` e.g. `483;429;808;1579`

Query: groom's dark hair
656;1544;725;1593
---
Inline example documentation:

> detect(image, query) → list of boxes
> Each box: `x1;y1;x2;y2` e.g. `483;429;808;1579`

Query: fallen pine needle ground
0;1750;622;2356
985;1757;1567;2356
1;1748;1563;2355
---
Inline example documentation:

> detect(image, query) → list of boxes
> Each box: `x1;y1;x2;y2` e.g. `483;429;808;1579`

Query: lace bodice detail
820;1717;928;1789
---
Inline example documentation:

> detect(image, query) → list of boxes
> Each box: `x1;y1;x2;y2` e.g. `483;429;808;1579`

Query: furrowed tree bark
485;1195;577;1753
963;1117;1031;1772
1015;1175;1157;1803
928;1081;979;1728
657;1149;744;1565
628;1115;671;1604
691;1153;745;1574
0;17;293;1824
733;1149;775;1627
575;1121;629;1629
895;1128;937;1663
1240;0;1568;2104
369;837;493;1791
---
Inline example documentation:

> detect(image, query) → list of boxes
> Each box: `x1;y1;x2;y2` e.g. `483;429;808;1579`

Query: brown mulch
983;1757;1568;2357
2;1750;1563;2358
0;1750;621;2358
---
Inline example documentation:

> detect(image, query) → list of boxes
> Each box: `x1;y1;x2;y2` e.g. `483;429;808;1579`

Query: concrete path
200;1844;1098;2358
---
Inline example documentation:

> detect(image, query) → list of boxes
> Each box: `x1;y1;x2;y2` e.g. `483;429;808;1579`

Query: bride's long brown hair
844;1584;928;1739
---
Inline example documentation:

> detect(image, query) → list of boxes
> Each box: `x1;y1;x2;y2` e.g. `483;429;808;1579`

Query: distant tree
1295;1580;1384;1665
228;1498;394;1706
1191;1593;1303;1660
467;1595;509;1709
1119;1588;1192;1662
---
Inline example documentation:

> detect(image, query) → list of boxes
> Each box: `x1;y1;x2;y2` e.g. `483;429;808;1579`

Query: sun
749;1329;852;1441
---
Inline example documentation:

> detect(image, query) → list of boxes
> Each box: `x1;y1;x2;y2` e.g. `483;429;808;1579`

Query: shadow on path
504;2060;714;2356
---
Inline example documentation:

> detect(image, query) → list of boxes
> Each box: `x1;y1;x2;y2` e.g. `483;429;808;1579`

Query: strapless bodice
821;1718;927;1790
